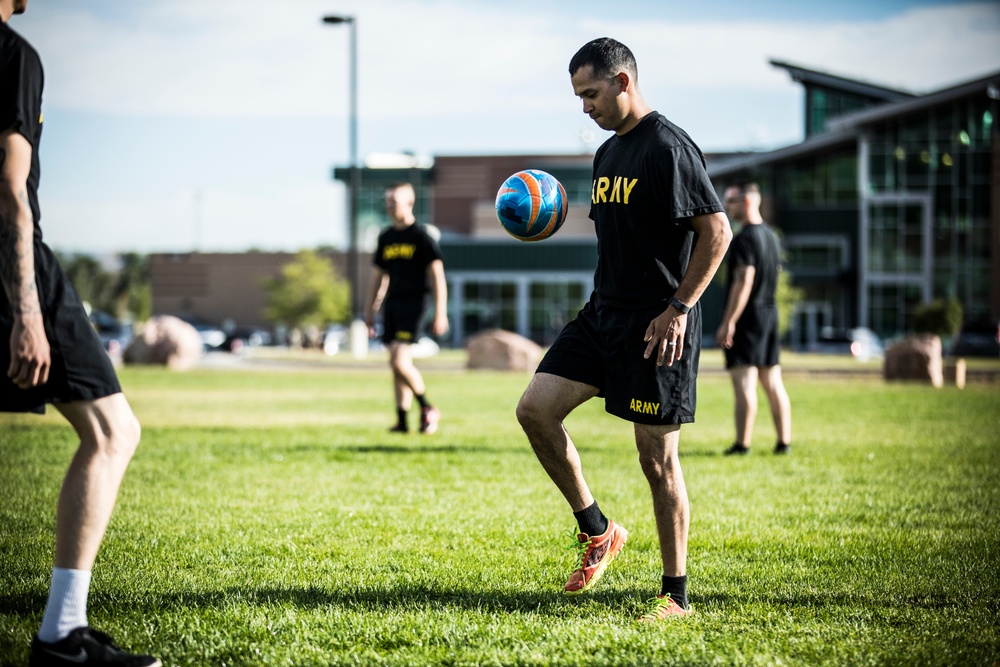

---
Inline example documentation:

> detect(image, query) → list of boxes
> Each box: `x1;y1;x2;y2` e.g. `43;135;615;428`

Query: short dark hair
569;37;637;81
730;182;761;196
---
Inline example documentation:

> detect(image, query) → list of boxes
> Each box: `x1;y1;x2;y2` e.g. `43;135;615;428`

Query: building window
867;283;924;340
777;153;857;205
461;281;518;334
529;281;587;346
785;235;849;276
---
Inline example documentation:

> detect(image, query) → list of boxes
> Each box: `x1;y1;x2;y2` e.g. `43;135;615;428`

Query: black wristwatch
668;296;691;314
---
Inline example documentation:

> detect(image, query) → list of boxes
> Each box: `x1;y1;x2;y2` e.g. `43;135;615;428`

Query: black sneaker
30;627;160;666
723;443;750;456
388;424;409;434
774;442;790;455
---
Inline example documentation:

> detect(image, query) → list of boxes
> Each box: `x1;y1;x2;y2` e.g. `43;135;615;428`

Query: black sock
415;394;429;409
661;575;688;610
396;408;408;429
573;501;609;537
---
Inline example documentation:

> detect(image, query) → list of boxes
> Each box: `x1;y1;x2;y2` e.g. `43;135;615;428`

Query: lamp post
322;14;366;357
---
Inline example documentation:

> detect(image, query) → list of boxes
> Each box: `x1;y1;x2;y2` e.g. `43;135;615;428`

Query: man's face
571;64;626;133
384;187;413;220
723;187;746;222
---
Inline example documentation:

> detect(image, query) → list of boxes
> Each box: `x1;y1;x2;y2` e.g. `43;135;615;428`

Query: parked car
89;310;133;356
223;326;273;353
810;327;884;361
951;321;1000;357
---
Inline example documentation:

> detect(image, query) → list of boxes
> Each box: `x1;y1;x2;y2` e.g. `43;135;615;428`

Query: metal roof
769;59;917;101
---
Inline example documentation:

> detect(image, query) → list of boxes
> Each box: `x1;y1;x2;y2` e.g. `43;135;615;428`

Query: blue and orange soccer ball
495;169;568;242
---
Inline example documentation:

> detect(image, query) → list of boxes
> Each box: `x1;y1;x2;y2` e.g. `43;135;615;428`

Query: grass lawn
1;356;998;666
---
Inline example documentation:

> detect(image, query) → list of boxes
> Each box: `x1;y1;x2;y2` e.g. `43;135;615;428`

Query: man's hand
716;321;735;349
7;312;50;388
430;312;448;337
643;306;687;367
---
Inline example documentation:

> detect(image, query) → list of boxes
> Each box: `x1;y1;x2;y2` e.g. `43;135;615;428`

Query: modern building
151;61;998;351
709;61;1000;345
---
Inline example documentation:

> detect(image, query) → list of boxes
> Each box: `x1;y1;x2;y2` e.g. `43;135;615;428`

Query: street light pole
322;14;367;357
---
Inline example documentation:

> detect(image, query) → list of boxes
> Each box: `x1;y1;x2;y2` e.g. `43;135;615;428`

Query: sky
9;0;1000;255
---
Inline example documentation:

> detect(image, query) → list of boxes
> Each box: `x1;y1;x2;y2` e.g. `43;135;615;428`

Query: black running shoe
388;424;409;434
723;443;750;456
774;442;790;455
29;627;160;667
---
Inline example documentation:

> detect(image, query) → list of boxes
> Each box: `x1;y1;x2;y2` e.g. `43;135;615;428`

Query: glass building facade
863;98;995;329
710;66;1000;345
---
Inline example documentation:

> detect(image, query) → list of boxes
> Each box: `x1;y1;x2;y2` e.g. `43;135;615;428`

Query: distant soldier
715;182;793;455
1;0;161;664
364;182;448;435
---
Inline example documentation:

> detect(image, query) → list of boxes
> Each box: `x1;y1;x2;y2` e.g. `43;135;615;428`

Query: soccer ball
495;169;568;242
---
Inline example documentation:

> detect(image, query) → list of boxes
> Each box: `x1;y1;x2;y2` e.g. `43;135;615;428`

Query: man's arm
715;264;755;349
363;265;388;337
427;259;448;337
644;210;732;366
0;127;50;388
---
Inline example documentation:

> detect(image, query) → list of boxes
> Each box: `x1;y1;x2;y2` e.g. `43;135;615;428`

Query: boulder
466;329;542;372
883;334;943;387
123;315;204;370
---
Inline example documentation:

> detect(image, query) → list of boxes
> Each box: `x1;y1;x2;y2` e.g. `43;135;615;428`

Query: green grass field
1;354;998;666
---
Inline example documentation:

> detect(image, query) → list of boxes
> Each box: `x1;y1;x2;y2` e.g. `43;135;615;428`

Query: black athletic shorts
536;297;701;425
381;295;426;345
0;240;121;414
725;305;780;369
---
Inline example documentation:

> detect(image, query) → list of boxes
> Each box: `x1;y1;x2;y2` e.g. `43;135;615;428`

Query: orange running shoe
563;520;628;596
637;594;692;621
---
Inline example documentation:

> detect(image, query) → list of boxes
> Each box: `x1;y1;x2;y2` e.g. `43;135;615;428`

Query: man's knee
759;365;785;392
62;395;142;459
634;425;680;477
515;392;540;430
94;407;141;461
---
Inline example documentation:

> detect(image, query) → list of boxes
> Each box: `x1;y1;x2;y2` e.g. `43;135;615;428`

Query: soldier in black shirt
0;2;160;665
364;182;448;435
716;182;792;456
516;38;732;621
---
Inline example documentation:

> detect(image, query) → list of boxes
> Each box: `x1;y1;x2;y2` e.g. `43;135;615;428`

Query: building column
857;131;870;328
516;277;530;339
450;276;464;346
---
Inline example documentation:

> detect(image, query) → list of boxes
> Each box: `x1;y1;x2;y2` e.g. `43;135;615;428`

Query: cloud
15;1;1000;253
19;1;1000;121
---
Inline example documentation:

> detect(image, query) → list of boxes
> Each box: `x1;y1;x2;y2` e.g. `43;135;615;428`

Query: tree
912;298;963;338
262;250;350;330
57;253;110;310
56;251;151;321
111;252;151;321
776;268;804;337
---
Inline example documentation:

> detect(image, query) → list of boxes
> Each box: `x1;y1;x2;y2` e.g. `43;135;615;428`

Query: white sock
37;568;91;643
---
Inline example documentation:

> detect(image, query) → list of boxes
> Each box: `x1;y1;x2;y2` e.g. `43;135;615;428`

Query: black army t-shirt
727;223;782;309
589;111;723;309
373;223;444;301
0;21;43;232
